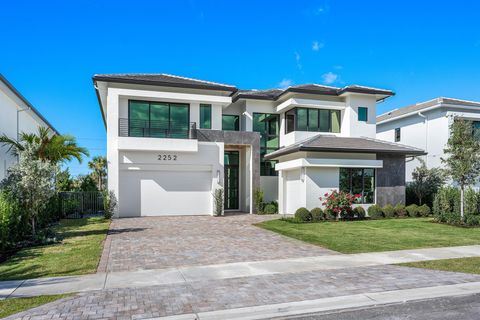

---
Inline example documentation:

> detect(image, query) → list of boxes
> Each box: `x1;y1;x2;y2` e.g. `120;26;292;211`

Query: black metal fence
119;118;197;139
59;192;104;219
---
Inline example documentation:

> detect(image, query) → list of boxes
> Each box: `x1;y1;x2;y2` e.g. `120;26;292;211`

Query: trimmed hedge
263;204;277;215
295;207;312;222
353;206;366;219
310;207;324;222
406;204;419;217
394;204;407;217
418;204;431;217
383;204;395;218
367;205;383;219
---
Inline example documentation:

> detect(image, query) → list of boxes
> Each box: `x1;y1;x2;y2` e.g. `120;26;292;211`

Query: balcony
119;118;197;139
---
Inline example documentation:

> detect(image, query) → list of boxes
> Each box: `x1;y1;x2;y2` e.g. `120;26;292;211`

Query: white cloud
312;41;324;51
278;79;293;89
294;51;302;70
322;72;338;84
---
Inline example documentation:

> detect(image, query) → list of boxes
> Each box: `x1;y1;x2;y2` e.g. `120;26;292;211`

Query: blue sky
1;0;479;175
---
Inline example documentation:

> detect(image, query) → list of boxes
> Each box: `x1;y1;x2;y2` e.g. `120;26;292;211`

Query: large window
253;113;280;176
285;108;341;134
222;115;240;131
200;104;212;129
128;100;189;138
339;168;375;204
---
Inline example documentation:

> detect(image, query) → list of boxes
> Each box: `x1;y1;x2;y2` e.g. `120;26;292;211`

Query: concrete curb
147;281;480;320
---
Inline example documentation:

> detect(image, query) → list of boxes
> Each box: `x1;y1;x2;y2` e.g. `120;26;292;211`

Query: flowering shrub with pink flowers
320;190;360;221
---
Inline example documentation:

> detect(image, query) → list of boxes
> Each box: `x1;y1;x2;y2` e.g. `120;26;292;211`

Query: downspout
417;111;428;166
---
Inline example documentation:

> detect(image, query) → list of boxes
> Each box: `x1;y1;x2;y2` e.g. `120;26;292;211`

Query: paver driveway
98;214;336;272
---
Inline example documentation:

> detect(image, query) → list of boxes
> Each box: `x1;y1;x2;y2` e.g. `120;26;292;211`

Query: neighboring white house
376;97;480;182
0;74;59;181
94;74;424;218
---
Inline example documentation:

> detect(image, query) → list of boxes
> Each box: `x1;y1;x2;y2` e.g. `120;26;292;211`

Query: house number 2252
158;154;177;161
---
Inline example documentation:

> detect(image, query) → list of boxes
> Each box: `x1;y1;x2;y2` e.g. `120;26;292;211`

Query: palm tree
0;126;89;165
88;156;107;191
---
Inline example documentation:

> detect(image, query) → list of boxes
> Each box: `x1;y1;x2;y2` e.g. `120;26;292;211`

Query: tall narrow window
222;115;239;131
358;107;368;122
395;128;401;142
253;113;280;176
200;104;212;129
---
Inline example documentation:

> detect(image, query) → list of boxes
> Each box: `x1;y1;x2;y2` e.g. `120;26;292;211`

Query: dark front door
224;151;239;210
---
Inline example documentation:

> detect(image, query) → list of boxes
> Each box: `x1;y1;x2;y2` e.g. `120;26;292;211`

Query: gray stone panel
197;129;261;213
376;154;406;206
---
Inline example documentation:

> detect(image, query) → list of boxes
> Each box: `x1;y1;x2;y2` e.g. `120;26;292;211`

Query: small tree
442;119;480;222
410;159;445;205
320;190;359;221
88;156;107;191
4;143;56;235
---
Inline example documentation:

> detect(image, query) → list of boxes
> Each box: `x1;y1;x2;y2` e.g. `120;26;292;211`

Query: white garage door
119;170;212;216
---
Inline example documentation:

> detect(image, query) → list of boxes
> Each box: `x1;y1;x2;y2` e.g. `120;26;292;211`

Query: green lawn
0;217;110;281
0;294;73;318
257;218;480;253
401;257;480;275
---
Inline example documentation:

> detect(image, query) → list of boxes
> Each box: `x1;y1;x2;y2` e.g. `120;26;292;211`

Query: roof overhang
275;158;384;171
0;74;59;135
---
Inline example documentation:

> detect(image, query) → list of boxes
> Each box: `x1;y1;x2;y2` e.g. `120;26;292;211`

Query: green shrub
406;204;419;217
103;190;117;219
253;189;264;214
418;204;431;217
435;212;461;225
394;204;407;217
213;188;224;216
310;207;324;222
324;209;336;221
263;203;277;215
465;189;480;216
367;205;383;219
432;186;460;216
383;204;395;218
465;215;480;226
295;207;312;222
353;206;366;219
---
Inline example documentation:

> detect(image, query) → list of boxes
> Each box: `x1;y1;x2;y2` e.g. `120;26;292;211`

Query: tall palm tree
88;156;107;191
0;126;89;165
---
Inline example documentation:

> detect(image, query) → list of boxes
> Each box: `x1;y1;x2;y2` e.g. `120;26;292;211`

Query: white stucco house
94;74;424;218
0;74;59;181
376;97;480;182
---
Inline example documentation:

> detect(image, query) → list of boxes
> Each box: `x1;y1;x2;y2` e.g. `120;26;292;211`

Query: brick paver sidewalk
5;265;480;320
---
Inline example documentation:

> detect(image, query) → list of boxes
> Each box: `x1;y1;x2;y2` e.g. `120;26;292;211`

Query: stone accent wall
376;154;406;206
197;129;261;213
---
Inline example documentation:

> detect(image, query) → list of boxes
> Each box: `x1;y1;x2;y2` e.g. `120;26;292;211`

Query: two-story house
0;73;58;180
93;74;424;218
376;97;480;182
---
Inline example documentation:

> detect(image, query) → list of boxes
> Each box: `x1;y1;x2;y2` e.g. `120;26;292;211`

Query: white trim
109;87;232;105
275;158;383;171
120;164;212;171
378;103;480;125
118;137;199;152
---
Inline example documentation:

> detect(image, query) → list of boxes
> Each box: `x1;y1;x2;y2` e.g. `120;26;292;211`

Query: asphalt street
281;293;480;320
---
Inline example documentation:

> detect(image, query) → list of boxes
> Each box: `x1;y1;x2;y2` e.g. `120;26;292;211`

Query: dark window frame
200;104;212;129
339;168;376;204
285;107;341;134
253;113;280;176
128;100;190;138
222;114;240;131
395;127;401;142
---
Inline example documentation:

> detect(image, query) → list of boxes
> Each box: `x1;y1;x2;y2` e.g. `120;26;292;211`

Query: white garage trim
120;164;212;172
275;158;383;171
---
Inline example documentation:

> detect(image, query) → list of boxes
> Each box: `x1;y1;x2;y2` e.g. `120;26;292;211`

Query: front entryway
224;151;239;210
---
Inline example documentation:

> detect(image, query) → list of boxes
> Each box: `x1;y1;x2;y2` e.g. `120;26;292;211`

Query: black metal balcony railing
119;118;197;139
